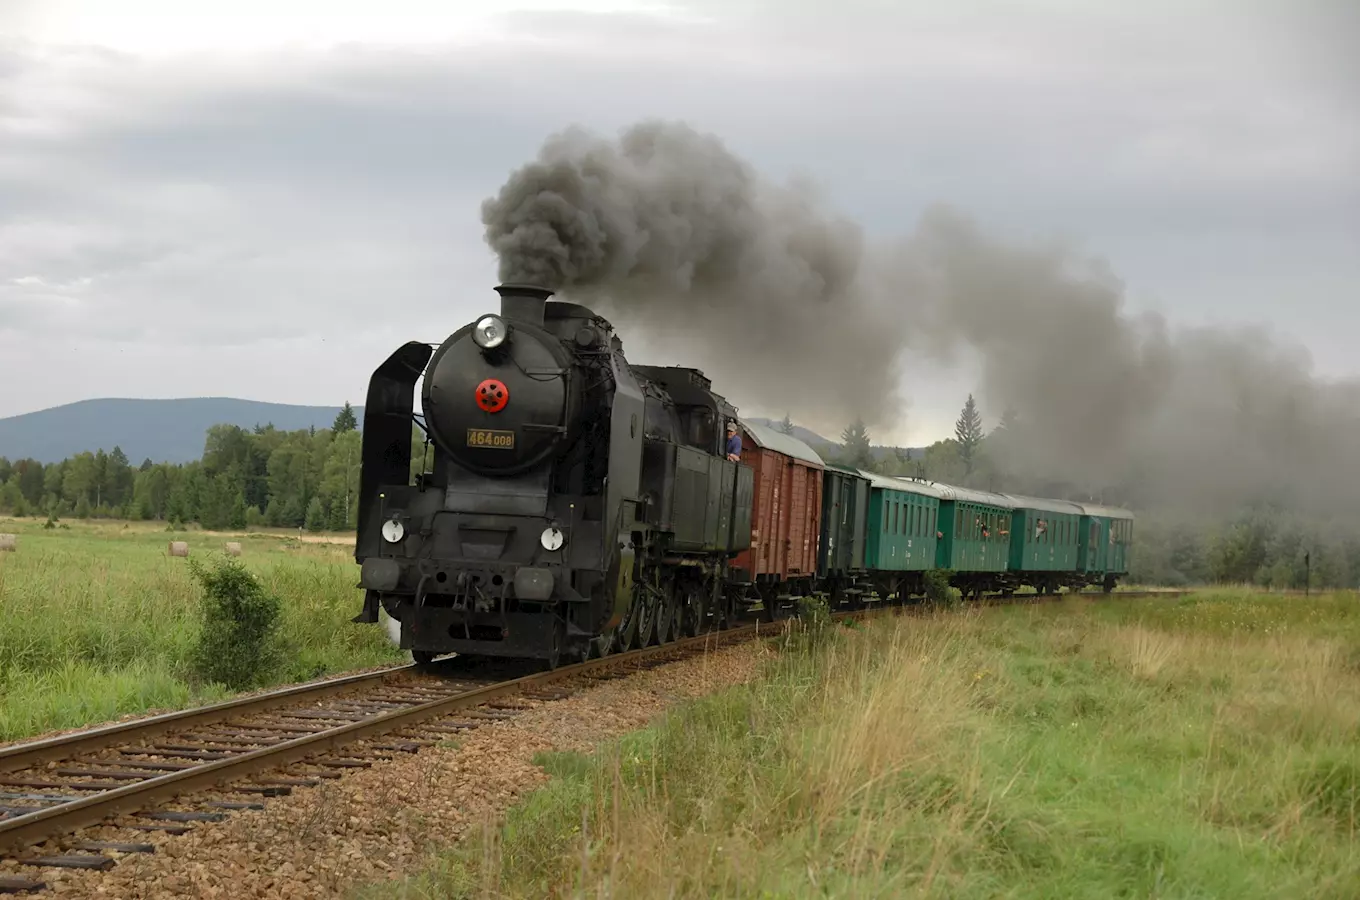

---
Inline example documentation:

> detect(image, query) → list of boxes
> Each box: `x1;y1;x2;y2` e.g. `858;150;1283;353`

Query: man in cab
725;421;742;462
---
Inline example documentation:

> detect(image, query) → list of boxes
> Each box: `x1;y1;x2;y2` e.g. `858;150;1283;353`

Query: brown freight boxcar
730;419;826;606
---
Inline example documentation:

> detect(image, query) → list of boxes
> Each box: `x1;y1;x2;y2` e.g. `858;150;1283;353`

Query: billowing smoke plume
481;120;905;427
886;209;1360;515
483;120;1360;517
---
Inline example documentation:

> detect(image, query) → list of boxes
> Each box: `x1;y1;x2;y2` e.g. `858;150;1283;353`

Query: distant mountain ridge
0;399;922;468
0;398;365;464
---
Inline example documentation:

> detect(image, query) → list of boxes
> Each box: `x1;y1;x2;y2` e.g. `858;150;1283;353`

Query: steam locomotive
351;283;759;667
352;283;1133;667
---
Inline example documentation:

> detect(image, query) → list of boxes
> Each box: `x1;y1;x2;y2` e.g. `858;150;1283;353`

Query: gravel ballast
0;639;771;899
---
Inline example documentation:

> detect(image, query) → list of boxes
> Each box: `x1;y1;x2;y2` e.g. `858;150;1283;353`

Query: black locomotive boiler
352;284;755;667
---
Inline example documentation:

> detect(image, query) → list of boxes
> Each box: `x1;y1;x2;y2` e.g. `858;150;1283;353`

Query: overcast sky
1;0;1356;445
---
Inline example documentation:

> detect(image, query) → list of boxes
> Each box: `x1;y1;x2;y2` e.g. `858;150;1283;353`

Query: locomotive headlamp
540;526;564;551
382;518;405;544
472;315;509;350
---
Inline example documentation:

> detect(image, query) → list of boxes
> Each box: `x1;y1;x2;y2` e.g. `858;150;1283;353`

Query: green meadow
372;589;1360;899
0;517;403;743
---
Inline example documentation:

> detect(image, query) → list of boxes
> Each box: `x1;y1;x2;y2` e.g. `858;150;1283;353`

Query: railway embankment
367;589;1360;899
0;639;770;898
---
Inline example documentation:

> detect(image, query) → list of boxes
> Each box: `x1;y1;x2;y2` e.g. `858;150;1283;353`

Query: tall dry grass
370;589;1360;899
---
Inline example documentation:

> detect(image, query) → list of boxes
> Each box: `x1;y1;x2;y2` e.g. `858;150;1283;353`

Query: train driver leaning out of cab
725;421;742;462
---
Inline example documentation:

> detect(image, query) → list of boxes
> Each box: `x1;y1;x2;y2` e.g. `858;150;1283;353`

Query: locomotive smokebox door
420;284;580;478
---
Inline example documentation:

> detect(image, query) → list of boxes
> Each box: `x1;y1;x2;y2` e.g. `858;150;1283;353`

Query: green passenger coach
863;473;944;600
1001;494;1085;593
1077;504;1134;592
934;484;1014;596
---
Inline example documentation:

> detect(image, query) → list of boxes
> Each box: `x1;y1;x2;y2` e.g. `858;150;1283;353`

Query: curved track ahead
0;589;1179;893
0;619;774;890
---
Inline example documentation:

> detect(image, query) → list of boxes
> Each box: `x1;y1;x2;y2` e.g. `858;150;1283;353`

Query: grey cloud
0;1;1354;443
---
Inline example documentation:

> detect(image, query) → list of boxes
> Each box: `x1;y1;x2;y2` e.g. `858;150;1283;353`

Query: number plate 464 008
466;429;515;449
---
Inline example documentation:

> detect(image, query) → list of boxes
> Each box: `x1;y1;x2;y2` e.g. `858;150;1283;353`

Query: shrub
188;555;283;690
784;593;837;654
924;569;961;607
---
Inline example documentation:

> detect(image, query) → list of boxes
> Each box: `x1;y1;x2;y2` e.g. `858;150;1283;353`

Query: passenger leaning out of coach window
726;421;742;462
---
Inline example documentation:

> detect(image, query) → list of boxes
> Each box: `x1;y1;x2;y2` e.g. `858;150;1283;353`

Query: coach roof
1076;502;1136;520
864;471;949;499
738;419;826;468
1000;494;1087;515
932;482;1016;509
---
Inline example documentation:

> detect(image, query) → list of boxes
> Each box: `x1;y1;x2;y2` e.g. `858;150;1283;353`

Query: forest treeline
2;399;1358;589
0;404;371;532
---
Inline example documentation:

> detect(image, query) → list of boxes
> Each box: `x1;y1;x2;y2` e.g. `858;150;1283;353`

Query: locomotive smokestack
494;283;554;327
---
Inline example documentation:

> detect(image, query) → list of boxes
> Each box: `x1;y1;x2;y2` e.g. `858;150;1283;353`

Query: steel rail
0;622;763;857
0;663;417;775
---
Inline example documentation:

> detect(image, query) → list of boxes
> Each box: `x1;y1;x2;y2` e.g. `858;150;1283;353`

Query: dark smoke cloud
481;120;906;428
482;120;1360;516
890;207;1360;515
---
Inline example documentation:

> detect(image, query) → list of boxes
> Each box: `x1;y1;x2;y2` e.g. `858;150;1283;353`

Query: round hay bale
224;542;242;557
0;534;16;552
168;541;189;558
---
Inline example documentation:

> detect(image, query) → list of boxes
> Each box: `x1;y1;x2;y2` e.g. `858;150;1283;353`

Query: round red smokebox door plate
476;379;509;413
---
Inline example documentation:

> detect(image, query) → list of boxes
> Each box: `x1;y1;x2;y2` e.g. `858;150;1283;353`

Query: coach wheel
412;650;438;667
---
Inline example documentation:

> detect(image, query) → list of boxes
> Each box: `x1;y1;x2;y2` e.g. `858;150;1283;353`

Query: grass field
373;589;1360;899
0;516;403;743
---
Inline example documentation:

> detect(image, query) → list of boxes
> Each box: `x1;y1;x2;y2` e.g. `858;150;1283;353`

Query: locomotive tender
352;283;1133;666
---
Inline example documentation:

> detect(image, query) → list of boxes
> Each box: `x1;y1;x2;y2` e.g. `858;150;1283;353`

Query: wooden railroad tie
70;841;155;855
0;875;45;894
16;855;113;871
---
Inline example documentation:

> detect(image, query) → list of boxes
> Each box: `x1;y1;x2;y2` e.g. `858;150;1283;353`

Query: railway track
0;589;1181;894
0;620;775;894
